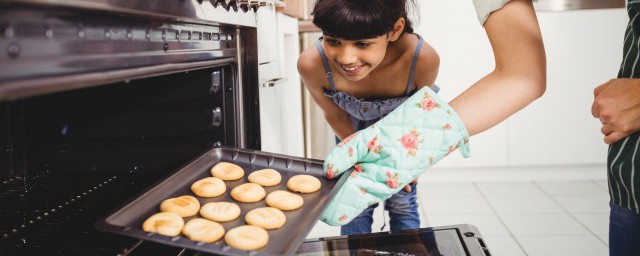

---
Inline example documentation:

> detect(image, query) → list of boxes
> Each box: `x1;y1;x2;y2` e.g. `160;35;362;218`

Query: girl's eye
325;39;339;45
355;42;370;48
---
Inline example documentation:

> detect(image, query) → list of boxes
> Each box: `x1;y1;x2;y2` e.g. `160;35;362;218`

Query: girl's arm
414;40;440;90
297;50;356;140
449;0;546;136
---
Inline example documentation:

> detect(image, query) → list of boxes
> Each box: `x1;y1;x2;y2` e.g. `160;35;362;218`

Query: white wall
416;2;628;167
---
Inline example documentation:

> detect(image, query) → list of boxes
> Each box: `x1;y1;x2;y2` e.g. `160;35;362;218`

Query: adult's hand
592;78;640;144
320;86;470;226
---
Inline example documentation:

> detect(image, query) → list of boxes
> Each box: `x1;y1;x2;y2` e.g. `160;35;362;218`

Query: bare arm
297;50;356;140
414;40;440;90
449;0;546;136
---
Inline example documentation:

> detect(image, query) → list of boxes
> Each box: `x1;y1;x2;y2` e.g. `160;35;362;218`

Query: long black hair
312;0;417;41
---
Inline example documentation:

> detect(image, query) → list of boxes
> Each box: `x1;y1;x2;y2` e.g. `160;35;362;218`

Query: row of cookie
142;191;312;249
206;162;322;194
158;188;305;219
143;212;270;250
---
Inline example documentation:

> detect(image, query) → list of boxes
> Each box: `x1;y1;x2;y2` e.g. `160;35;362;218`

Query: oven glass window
297;229;468;256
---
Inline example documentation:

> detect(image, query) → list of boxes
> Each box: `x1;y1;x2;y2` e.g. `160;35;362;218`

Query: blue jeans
609;202;640;256
340;183;420;235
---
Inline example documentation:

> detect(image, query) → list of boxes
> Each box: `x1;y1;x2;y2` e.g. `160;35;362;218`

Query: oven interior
0;66;241;255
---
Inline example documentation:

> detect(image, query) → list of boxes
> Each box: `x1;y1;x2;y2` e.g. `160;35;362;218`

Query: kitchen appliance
299;225;490;256
1;0;262;255
1;1;491;255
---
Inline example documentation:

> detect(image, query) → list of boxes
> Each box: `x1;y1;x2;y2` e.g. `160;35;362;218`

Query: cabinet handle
262;77;287;87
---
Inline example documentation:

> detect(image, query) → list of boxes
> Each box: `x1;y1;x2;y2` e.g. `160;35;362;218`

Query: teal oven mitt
320;86;471;226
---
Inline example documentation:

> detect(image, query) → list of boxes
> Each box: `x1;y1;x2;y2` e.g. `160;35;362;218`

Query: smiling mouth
340;64;365;74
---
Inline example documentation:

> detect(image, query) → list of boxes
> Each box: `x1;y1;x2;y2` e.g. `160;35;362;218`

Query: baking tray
95;146;350;256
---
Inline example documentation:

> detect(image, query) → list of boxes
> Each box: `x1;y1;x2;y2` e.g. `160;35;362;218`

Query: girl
297;0;436;235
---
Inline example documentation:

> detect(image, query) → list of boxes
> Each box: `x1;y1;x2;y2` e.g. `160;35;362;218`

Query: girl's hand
403;180;418;192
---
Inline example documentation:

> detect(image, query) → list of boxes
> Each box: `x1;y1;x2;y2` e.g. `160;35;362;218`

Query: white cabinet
257;8;305;157
257;2;279;83
257;3;278;64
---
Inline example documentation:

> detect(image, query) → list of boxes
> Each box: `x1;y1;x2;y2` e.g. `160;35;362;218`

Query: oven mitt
320;86;470;226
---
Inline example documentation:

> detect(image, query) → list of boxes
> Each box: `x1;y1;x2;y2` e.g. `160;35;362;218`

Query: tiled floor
306;167;611;256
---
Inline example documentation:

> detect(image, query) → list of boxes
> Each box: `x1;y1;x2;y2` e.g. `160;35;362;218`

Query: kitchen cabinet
258;5;305;157
257;1;279;81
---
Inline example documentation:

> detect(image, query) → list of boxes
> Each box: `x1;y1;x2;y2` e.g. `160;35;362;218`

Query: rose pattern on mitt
320;86;471;226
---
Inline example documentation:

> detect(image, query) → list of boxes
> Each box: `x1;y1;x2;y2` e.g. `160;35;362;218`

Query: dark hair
312;0;416;41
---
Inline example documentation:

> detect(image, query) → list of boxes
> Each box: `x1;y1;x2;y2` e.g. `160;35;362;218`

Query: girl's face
322;34;391;82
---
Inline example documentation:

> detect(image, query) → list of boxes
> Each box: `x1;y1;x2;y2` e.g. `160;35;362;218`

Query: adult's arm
450;0;546;136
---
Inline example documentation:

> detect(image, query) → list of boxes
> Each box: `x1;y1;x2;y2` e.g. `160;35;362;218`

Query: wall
416;2;628;167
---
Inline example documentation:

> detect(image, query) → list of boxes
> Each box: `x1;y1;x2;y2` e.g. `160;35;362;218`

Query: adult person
591;1;640;254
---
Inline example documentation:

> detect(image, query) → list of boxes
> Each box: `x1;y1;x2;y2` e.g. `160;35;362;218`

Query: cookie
160;195;200;217
265;190;303;211
244;207;286;230
247;168;282;187
191;177;226;198
287;174;321;193
230;183;266;203
211;162;244;181
224;225;269;251
142;212;184;237
182;218;225;243
200;202;241;222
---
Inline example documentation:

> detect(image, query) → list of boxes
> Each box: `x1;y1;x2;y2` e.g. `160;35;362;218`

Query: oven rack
0;168;166;255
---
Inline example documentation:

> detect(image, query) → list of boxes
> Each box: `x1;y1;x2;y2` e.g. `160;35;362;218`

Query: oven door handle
262;77;287;87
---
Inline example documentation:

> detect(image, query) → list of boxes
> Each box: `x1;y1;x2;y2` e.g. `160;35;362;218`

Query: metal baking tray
95;146;350;256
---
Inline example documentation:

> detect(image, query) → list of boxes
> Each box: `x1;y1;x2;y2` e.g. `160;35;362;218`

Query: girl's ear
388;17;405;42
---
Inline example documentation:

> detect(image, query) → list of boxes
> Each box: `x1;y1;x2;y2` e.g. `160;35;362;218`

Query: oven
0;0;262;255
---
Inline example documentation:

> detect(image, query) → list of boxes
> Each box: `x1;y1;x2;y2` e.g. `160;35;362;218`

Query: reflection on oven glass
297;228;467;256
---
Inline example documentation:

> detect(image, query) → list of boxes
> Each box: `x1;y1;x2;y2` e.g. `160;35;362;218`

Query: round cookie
191;177;226;198
247;168;282;187
160;195;200;217
182;218;225;243
224;225;269;251
287;174;321;193
142;212;184;236
266;190;303;211
245;207;286;230
211;162;244;181
230;183;266;203
200;202;241;222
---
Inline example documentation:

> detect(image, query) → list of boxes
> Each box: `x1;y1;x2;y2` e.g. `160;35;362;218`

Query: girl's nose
337;48;357;65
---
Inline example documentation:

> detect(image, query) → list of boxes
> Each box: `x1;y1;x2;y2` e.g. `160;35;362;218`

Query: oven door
297;225;491;256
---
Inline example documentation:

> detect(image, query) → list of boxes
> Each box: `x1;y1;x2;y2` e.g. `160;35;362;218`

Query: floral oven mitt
321;86;471;226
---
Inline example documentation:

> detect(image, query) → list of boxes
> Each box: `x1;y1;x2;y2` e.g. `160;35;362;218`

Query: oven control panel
0;4;250;100
1;0;286;28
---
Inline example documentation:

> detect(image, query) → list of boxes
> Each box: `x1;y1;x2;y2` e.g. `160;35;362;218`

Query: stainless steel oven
0;1;262;255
